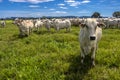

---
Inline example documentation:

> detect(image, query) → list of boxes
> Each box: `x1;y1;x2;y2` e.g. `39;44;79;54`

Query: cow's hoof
92;62;95;67
81;59;84;64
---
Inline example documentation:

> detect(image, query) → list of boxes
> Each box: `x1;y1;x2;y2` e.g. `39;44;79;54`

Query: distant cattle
106;19;119;28
0;20;6;27
44;19;54;31
79;18;105;66
102;18;120;29
70;18;83;27
34;19;44;32
14;19;34;36
54;19;71;32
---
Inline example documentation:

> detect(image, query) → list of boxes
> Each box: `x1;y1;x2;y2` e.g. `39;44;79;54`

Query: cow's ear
79;23;86;28
97;22;106;28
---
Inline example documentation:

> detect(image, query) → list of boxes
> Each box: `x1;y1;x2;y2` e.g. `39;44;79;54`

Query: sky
0;0;120;18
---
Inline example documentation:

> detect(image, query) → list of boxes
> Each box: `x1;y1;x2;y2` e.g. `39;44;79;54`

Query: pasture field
0;20;120;80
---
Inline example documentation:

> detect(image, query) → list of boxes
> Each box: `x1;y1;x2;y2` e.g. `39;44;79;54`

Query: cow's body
34;19;44;31
0;20;6;27
54;19;71;32
79;18;104;66
15;19;34;36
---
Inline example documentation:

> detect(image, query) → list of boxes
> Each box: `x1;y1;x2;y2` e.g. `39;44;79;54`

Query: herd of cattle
13;18;72;36
0;18;120;36
0;18;119;66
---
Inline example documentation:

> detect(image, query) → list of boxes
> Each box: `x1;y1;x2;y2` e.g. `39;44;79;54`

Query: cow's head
14;19;23;26
80;19;105;41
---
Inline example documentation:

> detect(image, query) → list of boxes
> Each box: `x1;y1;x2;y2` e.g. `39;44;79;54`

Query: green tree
91;12;101;18
113;11;120;18
41;16;46;19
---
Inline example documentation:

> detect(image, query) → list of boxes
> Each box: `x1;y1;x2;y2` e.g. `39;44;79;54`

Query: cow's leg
91;47;96;66
19;28;23;36
31;28;32;34
57;27;59;31
37;27;39;32
26;28;29;36
67;27;71;32
96;43;98;51
29;27;32;35
81;47;85;64
47;26;50;32
66;27;69;32
69;27;71;32
29;28;31;34
66;28;68;32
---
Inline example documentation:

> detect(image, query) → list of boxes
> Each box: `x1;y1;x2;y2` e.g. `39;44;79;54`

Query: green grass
0;20;120;80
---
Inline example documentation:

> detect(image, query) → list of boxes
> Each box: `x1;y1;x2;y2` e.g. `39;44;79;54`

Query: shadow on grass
9;30;54;41
33;29;72;35
65;54;94;80
8;34;28;41
33;30;55;35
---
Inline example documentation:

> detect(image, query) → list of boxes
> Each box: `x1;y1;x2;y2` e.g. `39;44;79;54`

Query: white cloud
58;3;65;6
29;12;42;16
0;0;2;2
75;6;79;8
28;5;40;8
69;1;80;6
49;8;55;10
9;0;54;4
65;0;75;3
28;0;54;4
64;0;90;7
0;10;32;17
58;3;67;9
53;11;67;14
0;10;50;17
78;10;90;13
60;7;68;9
81;0;90;4
44;6;47;8
9;0;26;2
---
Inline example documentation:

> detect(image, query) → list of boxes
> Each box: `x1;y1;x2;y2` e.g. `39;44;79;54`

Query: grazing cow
15;19;34;36
54;19;71;32
70;18;83;27
106;19;118;29
0;20;6;27
34;19;44;32
79;18;105;66
44;19;54;31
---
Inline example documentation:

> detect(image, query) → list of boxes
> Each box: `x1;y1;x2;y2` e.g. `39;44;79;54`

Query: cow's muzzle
90;36;96;40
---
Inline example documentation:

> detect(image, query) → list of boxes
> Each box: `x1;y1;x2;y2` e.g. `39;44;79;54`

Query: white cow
70;18;83;27
44;19;54;31
79;18;105;66
34;19;44;31
54;19;71;32
0;20;6;27
106;19;118;28
15;19;34;36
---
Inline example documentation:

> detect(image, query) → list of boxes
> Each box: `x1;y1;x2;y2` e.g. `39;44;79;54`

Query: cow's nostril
90;36;96;40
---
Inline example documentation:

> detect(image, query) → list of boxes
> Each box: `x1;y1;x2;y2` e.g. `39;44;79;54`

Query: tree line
91;11;120;18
